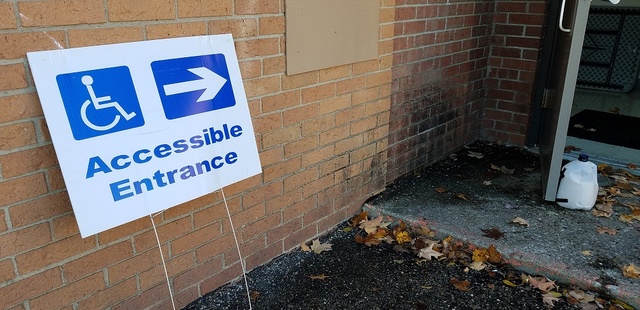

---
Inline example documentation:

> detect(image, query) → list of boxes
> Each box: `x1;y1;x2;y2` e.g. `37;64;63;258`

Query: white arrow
163;67;227;102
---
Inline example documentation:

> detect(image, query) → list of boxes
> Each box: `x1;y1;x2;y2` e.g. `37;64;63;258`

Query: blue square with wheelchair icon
56;66;145;141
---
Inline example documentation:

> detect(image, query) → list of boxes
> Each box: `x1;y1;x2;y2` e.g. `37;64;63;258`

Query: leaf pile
344;211;637;309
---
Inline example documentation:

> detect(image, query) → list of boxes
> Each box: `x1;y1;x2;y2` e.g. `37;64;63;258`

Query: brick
263;56;285;75
0;63;27;91
284;135;318;158
108;248;161;284
0;29;66;59
235;0;279;14
16;234;96;274
352;87;379;105
319;124;350;146
0;122;36;150
0;258;14;283
259;16;285;35
235;38;280;59
31;272;104;309
244;75;281;98
78;277;137;310
282;195;316;222
209;18;258;38
283;103;318;125
222;175;262;197
262;125;301;148
19;0;105;27
265;186;303;213
241;213;281;241
0;145;58;178
318;94;351;115
336;105;367;125
0;222;51;257
336;76;366;95
319;65;352;82
366;71;391;88
193;233;233;261
0;2;16;29
38;118;51;142
62;241;132;282
246;241;281;270
302;83;336;104
98;217;149;245
301;114;335;137
139;252;195;290
0;93;43;123
352;59;379;75
170;223;222;256
239;60;261;79
145;22;207;40
67;27;143;48
112;281;168;310
241;181;283;209
133;216;193;253
46;167;65;192
263;157;301;182
52;213;80;240
175;256;223;291
350;116;378;135
178;0;232;17
267;217;302;244
8;191;70;228
282;71;318;90
261;90;301;113
258;147;283;167
0;268;62;308
283;223;317;250
108;0;174;21
335;134;364;155
0;209;6;233
0;173;48;206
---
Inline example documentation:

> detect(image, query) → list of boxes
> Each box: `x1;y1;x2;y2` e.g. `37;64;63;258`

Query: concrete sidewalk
363;141;640;308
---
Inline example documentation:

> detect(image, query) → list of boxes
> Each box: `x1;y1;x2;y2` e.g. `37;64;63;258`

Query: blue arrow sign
151;54;236;120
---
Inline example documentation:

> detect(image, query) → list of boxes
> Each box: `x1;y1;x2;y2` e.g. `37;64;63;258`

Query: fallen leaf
310;239;332;254
349;211;368;227
450;278;470;291
574;123;584;129
511;217;529;227
542;293;561;306
612;299;635;310
619;209;640;223
527;276;556;292
456;193;467;200
469;261;486;271
394;231;412;244
622;264;640;278
467;151;484;159
435;187;448;193
472;248;488;262
309;274;329;280
581;250;592;256
628;163;638;170
568;290;595;303
487;244;503;264
300;242;311;252
596;226;618;235
483;180;492;186
490;164;515;174
564;145;582;153
392;259;404;264
250;290;260;300
610;107;620;114
481;227;504;240
417;240;443;260
415;226;436;238
502;279;518;287
358;216;390;234
342;227;353;232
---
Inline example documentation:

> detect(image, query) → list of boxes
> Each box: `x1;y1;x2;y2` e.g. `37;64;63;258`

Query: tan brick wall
0;0;392;308
0;0;545;308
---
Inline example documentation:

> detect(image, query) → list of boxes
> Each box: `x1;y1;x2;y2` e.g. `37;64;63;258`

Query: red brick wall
386;0;494;181
0;0;549;308
483;0;548;145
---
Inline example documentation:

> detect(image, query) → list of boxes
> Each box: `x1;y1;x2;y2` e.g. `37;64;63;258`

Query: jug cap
578;153;589;162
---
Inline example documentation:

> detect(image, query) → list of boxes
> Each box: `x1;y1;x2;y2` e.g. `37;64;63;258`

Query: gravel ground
182;222;589;310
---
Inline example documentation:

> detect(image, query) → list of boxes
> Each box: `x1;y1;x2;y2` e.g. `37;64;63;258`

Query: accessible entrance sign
27;35;262;237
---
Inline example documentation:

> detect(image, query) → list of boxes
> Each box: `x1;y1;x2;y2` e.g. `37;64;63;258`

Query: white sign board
27;35;262;237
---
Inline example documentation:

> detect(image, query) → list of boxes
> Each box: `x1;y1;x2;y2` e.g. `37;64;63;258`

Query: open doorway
564;1;640;167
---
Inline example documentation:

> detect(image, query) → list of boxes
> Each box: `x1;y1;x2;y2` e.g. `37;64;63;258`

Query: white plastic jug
556;154;598;210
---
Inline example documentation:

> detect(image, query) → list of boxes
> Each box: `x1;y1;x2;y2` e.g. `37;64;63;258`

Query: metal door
539;0;591;201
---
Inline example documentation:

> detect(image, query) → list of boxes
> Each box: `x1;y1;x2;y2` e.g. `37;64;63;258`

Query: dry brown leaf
301;242;311;252
250;290;260;300
527;276;556;292
581;250;592;256
309;274;329;280
456;193;468;200
491;164;515;174
450;278;470;291
310;239;332;254
472;248;488;262
435;187;448;193
619;209;640;223
349;211;368;227
467;151;484;159
511;217;529;227
487;244;503;264
610;107;621;114
627;163;638;170
483;180;492;186
596;227;618;235
394;231;412;244
415;226;436;238
481;227;504;240
418;240;443;260
358;216;390;234
469;261;486;271
622;264;640;278
542;293;561;306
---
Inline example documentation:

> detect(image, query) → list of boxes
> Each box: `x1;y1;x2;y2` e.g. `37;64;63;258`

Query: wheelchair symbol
80;75;137;131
